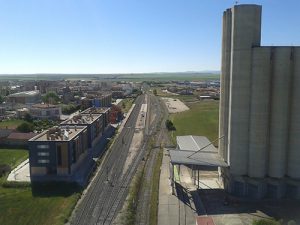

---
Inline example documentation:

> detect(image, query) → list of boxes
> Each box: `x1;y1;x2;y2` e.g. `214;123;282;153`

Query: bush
252;219;282;225
24;113;33;122
16;122;34;132
165;119;176;131
2;181;31;188
0;164;11;177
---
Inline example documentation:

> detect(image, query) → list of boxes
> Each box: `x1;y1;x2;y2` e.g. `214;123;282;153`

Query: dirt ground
162;97;189;113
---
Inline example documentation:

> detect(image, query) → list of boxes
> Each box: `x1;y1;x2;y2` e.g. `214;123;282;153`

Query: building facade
7;90;41;105
219;4;300;199
81;107;110;129
28;125;90;183
30;104;61;120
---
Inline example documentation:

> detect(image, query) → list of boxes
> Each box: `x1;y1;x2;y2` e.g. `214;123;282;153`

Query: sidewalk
7;159;30;182
158;149;205;225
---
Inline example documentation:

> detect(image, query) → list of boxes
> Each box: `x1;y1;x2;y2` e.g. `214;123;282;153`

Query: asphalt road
70;94;147;225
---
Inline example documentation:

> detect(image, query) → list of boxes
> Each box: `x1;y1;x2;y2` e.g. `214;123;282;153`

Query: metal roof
176;135;217;152
170;136;228;167
169;149;228;167
9;90;40;97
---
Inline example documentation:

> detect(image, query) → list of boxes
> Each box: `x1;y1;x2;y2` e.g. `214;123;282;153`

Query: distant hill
0;71;220;81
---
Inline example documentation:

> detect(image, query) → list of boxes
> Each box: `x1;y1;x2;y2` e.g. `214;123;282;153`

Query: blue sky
0;0;299;74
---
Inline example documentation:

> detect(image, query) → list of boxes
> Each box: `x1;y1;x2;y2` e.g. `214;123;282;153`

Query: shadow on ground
31;181;82;197
198;188;300;224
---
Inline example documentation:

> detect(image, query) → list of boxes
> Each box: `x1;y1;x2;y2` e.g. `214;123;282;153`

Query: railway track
70;95;146;225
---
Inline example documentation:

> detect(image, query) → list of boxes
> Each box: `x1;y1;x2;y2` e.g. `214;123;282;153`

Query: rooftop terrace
81;107;110;114
29;125;86;142
61;113;102;125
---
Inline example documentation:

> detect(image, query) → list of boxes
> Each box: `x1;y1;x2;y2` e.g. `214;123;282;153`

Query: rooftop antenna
235;1;239;5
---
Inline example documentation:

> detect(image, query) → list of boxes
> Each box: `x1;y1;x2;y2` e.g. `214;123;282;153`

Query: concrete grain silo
248;47;271;178
218;9;232;163
226;5;261;176
218;4;300;199
268;48;292;178
288;48;300;179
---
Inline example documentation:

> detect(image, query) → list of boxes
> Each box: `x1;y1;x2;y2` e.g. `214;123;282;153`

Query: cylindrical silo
288;47;300;178
218;9;232;163
227;4;262;175
269;47;292;178
248;47;271;178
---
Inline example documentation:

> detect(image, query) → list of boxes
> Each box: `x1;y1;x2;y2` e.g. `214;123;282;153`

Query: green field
0;72;219;82
120;98;135;113
169;100;219;144
0;149;28;168
0;119;26;129
0;149;81;225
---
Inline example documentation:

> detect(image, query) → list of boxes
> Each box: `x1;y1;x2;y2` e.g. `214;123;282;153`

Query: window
38;159;49;163
37;152;49;156
37;144;49;149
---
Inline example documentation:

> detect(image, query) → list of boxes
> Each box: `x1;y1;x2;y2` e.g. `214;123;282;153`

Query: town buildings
30;104;61;120
218;4;300;199
7;90;41;107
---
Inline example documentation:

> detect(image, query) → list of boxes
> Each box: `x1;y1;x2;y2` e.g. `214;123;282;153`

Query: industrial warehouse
219;4;300;199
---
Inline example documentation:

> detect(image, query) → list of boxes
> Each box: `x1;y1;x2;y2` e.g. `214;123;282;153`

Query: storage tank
248;47;271;178
268;47;292;178
218;9;232;162
227;4;262;175
288;47;300;178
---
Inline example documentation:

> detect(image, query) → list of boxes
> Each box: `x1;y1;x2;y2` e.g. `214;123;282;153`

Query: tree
17;122;34;133
153;89;157;96
24;113;33;122
0;95;4;104
42;92;60;104
165;119;176;131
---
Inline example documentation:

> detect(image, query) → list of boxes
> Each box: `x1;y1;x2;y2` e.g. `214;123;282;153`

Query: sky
0;0;299;74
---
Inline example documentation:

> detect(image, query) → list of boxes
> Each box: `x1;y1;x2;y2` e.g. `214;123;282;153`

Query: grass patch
149;147;163;225
170;101;219;144
122;166;144;224
119;98;134;113
0;148;28;168
0;119;26;129
0;149;82;225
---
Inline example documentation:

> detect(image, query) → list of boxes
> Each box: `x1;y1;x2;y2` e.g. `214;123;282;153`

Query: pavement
7;159;30;182
158;149;204;225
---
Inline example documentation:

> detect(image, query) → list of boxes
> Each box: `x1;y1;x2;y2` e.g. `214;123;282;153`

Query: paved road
70;94;148;225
